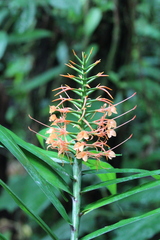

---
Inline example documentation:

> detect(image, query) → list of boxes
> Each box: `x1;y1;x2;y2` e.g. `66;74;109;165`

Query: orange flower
57;140;69;155
73;142;86;152
49;106;57;114
106;129;116;138
44;51;136;162
47;138;69;155
49;114;57;122
107;119;117;129
105;150;116;160
46;127;56;135
76;131;89;141
107;105;117;116
58;126;69;137
46;130;58;144
76;151;88;162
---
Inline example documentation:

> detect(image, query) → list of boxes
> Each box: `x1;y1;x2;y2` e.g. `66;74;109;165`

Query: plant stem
71;157;82;240
70;51;87;239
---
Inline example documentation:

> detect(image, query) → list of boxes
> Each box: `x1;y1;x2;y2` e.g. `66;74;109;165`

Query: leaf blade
84;159;117;194
0;125;71;224
22;148;72;194
0;179;59;240
82;169;160;193
80;208;160;240
3;126;71;175
0;233;8;240
82;180;160;215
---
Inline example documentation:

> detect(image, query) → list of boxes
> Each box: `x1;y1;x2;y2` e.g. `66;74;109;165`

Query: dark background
0;0;160;239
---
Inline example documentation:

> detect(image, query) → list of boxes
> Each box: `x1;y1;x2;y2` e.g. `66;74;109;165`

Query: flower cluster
46;50;136;162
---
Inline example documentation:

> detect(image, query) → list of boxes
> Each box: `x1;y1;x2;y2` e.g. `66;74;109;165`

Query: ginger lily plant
0;50;160;240
45;50;136;239
46;50;135;162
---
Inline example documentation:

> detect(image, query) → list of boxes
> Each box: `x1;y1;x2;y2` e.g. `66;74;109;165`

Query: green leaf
48;0;81;14
0;125;71;224
14;65;65;93
22;149;72;194
3;126;71;174
0;179;59;240
0;175;50;214
136;18;160;40
83;168;150;175
95;161;117;195
14;1;36;33
1;126;72;192
111;206;160;240
0;31;8;59
81;169;160;193
36;127;47;148
84;159;117;195
0;233;8;240
84;7;102;36
82;180;160;215
5;56;33;78
152;174;160;180
8;29;52;44
4;126;73;189
80;207;160;240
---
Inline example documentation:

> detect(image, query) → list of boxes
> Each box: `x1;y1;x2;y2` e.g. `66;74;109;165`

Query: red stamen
115;115;136;129
29;115;50;128
113;106;137;120
28;126;47;139
112;92;136;108
108;134;133;152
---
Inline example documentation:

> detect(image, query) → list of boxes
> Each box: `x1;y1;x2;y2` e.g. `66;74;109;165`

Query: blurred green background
0;0;160;239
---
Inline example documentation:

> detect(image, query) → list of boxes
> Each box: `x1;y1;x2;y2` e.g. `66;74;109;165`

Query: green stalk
71;157;82;240
71;52;88;239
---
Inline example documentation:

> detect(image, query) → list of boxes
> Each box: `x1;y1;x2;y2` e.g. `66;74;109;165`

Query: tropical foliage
0;0;160;239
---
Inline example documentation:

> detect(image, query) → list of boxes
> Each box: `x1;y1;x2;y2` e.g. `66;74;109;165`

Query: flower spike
42;50;136;161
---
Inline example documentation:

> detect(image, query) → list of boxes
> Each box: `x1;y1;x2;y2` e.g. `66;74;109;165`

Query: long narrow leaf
82;169;160;193
0;126;71;224
82;168;150;175
80;207;160;240
16;65;65;92
82;180;160;215
8;29;52;44
3;126;71;174
1;127;74;190
84;159;117;195
0;233;8;240
22;148;72;194
0;180;59;240
0;126;72;193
